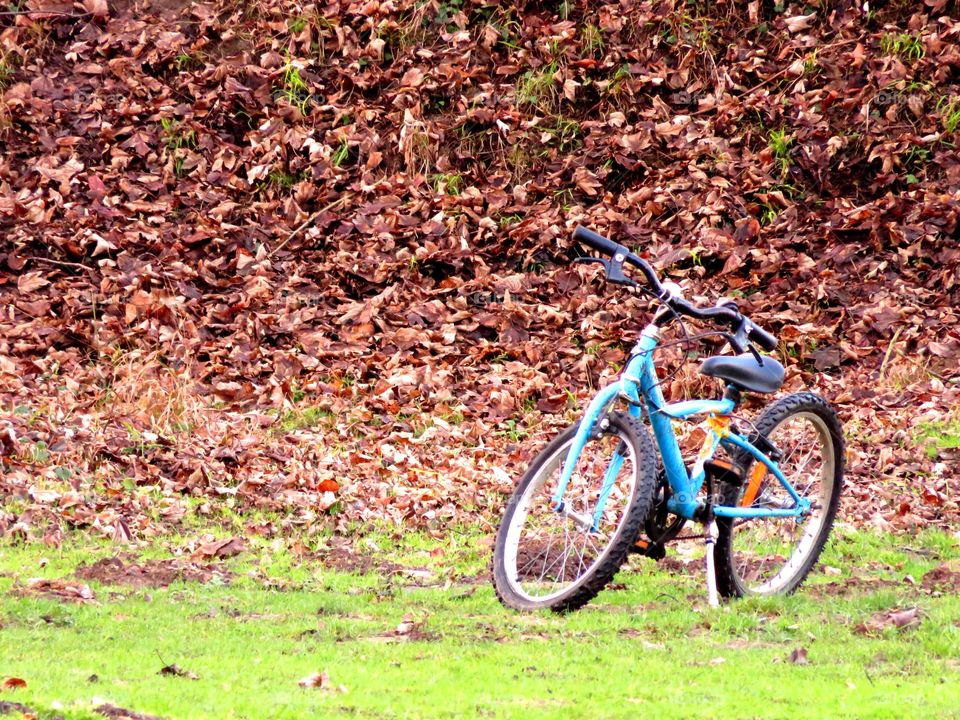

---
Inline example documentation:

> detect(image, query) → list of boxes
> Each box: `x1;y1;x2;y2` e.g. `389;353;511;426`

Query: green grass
937;96;960;135
287;15;307;33
543;117;580;151
581;24;604;55
880;32;925;62
1;529;958;719
768;128;793;178
516;61;559;113
160;118;196;152
275;405;335;433
914;413;960;459
275;61;311;114
174;52;202;71
331;138;350;167
431;173;464;195
265;168;309;190
0;53;15;90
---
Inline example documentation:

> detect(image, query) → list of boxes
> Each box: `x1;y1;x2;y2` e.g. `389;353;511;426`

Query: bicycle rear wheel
716;392;844;597
492;412;657;612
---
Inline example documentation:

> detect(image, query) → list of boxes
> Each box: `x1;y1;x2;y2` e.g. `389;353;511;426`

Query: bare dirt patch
808;576;903;598
0;701;35;717
96;703;164;720
921;563;960;594
657;557;698;576
317;543;407;577
75;557;230;589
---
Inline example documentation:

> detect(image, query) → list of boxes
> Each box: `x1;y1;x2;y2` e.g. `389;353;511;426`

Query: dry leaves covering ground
0;0;958;545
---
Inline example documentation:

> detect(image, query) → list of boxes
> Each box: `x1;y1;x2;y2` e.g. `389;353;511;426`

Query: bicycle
491;226;845;612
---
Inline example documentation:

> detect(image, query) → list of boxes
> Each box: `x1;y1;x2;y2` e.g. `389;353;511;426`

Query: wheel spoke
499;418;646;605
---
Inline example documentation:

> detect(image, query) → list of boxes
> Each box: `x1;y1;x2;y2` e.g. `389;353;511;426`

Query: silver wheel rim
503;428;639;603
731;411;835;594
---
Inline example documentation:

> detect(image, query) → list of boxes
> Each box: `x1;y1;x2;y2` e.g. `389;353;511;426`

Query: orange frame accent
740;462;767;507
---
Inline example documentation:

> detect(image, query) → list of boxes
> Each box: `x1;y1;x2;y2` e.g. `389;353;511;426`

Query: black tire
716;392;844;598
492;412;658;612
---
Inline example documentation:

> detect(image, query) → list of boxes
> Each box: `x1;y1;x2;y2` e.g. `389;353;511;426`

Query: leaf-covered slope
0;0;957;540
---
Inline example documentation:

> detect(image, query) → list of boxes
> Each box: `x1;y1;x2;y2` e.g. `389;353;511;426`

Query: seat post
722;384;742;409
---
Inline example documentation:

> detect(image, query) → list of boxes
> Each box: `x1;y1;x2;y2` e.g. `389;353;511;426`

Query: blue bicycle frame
551;324;811;526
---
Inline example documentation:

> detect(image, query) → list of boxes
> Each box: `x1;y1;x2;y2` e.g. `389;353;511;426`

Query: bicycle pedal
631;538;667;560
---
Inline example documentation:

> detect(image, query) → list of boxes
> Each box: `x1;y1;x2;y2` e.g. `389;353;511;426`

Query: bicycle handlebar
572;225;778;352
572;226;666;297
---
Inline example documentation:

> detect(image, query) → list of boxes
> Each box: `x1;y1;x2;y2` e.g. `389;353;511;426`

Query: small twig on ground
265;196;350;260
878;327;904;380
0;10;92;17
27;256;96;273
899;546;939;558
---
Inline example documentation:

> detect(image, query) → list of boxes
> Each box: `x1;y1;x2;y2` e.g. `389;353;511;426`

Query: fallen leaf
787;647;810;665
298;671;330;689
158;663;199;680
82;0;110;18
95;703;163;720
317;479;340;493
784;13;815;33
193;537;246;559
887;607;922;629
21;578;95;603
854;607;922;635
395;612;417;635
17;272;49;294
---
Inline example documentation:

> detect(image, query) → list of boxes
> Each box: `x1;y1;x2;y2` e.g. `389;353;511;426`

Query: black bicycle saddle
700;353;785;394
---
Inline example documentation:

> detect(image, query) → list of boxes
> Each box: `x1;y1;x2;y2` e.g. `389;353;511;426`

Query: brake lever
574;255;638;287
731;317;759;360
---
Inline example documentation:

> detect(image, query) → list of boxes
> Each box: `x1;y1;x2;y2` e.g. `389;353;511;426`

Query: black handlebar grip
573;226;621;256
749;324;778;352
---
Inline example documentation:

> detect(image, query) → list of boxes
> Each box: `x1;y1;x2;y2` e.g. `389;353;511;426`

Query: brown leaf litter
76;557;231;588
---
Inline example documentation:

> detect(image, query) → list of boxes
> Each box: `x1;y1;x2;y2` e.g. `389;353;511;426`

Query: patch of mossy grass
516;60;559;113
880;32;925;62
1;526;958;719
937;96;960;135
767;127;793;178
914;412;960;459
0;52;17;89
275;59;312;114
275;404;336;433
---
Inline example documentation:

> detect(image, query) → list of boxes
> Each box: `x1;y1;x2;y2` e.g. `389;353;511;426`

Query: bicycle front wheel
492;412;657;612
716;392;845;598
